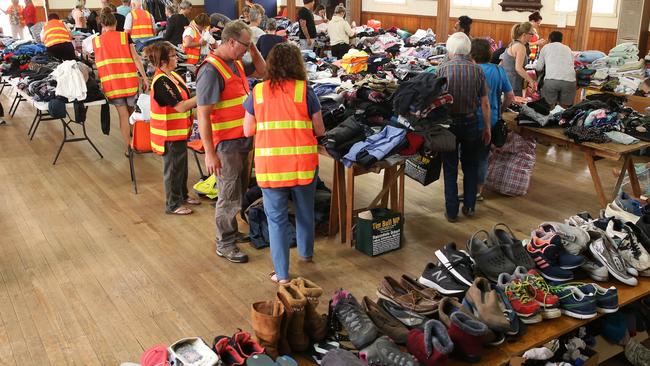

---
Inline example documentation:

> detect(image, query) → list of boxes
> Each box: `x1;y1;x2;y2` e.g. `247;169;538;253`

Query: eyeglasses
527;32;535;35
233;38;251;48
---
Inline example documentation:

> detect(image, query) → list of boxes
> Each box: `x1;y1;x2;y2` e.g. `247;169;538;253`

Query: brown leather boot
293;277;327;342
251;300;284;359
277;283;309;352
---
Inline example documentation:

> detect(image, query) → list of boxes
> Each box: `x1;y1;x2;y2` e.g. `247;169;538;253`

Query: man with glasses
197;21;266;264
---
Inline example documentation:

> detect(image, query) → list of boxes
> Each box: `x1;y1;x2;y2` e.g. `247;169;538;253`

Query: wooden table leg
584;151;607;208
389;167;398;211
336;161;346;243
626;155;642;198
380;168;390;208
328;161;339;237
345;165;354;246
398;165;405;214
612;155;630;198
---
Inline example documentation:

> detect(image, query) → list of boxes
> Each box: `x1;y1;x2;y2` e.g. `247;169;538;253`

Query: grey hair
221;20;252;42
334;5;346;15
265;18;277;32
249;8;261;22
179;0;192;10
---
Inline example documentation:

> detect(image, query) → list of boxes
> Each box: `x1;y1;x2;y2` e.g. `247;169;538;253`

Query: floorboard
0;89;638;364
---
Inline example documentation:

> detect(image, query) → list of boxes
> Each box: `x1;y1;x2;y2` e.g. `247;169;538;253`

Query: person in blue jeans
243;43;325;283
436;32;491;221
471;38;514;199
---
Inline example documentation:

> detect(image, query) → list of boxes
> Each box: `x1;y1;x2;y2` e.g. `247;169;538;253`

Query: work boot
292;277;327;342
277;283;309;352
251;300;284;359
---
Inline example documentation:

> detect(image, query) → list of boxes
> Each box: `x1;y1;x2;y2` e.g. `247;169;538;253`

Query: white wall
361;0;620;29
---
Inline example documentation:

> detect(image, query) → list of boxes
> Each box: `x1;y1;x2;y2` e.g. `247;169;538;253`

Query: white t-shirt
250;26;265;44
182;26;215;56
535;42;576;82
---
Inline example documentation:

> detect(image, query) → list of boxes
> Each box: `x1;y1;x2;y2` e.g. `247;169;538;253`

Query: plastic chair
129;120;153;194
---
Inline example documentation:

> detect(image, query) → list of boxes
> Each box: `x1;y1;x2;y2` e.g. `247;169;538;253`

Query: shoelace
505;281;533;304
525;274;553;305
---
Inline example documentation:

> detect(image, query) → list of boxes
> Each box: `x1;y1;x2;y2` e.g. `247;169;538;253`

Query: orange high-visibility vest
129;9;154;39
182;21;201;65
252;79;318;188
199;53;249;148
149;70;192;155
42;19;72;47
93;31;139;100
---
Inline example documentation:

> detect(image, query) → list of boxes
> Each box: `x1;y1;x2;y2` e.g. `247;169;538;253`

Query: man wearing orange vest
197;21;265;263
124;0;155;40
94;12;148;155
182;14;211;65
40;14;76;61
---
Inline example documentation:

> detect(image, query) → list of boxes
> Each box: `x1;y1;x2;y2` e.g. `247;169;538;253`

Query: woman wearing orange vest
40;14;76;61
182;13;210;65
144;41;200;215
243;43;325;283
94;12;148;155
125;0;155;40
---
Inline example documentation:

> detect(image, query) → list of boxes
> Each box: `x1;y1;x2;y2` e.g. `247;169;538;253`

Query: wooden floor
0;88;636;365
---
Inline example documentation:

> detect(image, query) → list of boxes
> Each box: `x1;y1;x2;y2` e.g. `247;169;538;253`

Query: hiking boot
407;320;453;366
490;223;536;270
438;297;503;346
538;222;590;255
361;336;419;366
418;262;468;295
466;230;516;283
527;232;574;282
448;311;489;363
435;242;475;286
550;285;597;319
578;283;619;313
213;336;246;366
589;229;638;286
216;245;249;263
231;330;264;358
399;274;442;304
605;219;650;273
362;296;409;345
332;289;378;349
251;300;284;359
277;284;309;352
496;273;541;323
625;339;650;366
462;277;511;333
378;298;427;328
292;277;327;342
377;276;438;315
512;269;561;319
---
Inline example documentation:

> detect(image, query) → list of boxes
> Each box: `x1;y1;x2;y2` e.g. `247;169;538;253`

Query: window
373;0;406;3
452;0;493;8
554;0;617;14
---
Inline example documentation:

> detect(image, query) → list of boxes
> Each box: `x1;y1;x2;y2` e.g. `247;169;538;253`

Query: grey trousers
215;150;249;250
163;140;189;212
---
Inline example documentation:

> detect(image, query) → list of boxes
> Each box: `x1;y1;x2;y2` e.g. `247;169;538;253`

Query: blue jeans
261;171;318;281
477;143;490;185
442;117;481;218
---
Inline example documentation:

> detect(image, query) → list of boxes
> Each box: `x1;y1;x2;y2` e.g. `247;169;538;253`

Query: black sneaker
418;262;468;295
216;246;249;263
434;242;475;287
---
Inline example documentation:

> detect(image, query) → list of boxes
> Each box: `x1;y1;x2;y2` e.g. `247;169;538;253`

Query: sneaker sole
417;276;466;295
597;306;619;314
539;271;573;282
588;274;609;282
215;249;249;263
375;290;436;315
589;246;638;286
559;263;584;270
518;313;542;324
486;333;506;346
540;307;562;319
561;309;597;319
434;250;474;287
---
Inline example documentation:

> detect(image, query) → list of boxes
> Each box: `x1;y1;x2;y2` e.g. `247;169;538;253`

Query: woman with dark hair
144;41;200;215
242;42;325;283
528;11;546;60
454;15;472;37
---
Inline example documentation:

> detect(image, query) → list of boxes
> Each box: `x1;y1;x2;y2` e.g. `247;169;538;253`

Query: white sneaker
589;234;638;286
605;201;641;223
580;259;609;282
606;220;650;272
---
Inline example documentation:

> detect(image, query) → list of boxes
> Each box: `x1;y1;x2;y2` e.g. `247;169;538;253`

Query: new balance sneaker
589;232;638;286
466;230;516;283
496;273;541;324
490;223;536;270
526;233;574;282
578;283;619;313
551;285;597;319
511;268;561;319
539;222;590;255
435;242;475;287
418;262;468;295
605;219;650;273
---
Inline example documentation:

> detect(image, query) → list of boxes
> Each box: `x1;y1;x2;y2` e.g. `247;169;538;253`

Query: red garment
23;4;36;25
399;132;425;156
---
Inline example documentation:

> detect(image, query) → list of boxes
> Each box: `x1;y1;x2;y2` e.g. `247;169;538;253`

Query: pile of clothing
587;43;648;95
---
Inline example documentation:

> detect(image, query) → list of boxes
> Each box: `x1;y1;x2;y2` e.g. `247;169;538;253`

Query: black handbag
492;119;508;148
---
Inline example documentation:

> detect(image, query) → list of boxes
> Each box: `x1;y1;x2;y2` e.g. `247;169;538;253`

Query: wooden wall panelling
47;5;206;24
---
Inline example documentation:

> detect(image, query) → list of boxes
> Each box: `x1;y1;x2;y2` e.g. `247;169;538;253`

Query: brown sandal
269;271;290;284
168;206;193;215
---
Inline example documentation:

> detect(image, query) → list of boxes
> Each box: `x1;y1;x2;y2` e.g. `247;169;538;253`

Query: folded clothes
606;131;639;145
575;50;607;63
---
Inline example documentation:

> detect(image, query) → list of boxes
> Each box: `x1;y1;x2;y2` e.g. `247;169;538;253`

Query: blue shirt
243;85;321;117
476;63;512;130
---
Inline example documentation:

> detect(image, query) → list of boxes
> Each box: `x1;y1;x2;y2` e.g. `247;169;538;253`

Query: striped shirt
436;55;487;115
